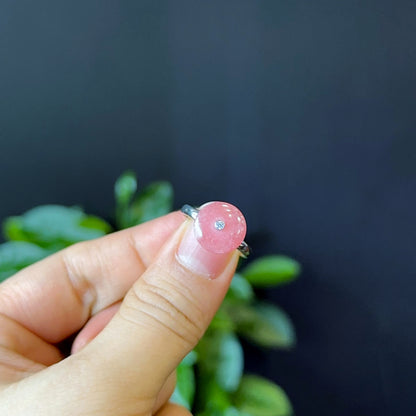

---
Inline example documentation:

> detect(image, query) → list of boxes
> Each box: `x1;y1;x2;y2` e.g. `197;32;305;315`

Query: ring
181;204;250;258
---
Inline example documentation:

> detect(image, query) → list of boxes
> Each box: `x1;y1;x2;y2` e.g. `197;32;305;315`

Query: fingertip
156;403;193;416
71;302;121;354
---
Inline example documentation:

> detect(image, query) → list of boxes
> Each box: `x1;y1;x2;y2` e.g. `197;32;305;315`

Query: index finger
0;212;184;343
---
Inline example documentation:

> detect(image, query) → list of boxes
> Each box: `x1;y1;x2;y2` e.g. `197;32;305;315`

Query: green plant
0;171;300;416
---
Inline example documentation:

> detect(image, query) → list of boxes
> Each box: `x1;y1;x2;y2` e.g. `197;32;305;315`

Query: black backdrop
1;1;415;415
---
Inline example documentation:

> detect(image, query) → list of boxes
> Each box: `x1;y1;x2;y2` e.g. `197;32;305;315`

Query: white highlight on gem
214;220;225;231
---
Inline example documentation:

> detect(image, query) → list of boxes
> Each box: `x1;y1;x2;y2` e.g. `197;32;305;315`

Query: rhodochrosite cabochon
194;202;247;254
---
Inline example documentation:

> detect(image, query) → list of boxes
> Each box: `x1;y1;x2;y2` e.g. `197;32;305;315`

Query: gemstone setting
194;201;247;254
214;220;225;231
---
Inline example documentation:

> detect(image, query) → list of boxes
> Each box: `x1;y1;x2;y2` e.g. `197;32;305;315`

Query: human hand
0;202;247;415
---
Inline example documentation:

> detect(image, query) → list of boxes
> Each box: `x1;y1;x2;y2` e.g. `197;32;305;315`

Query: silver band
180;204;250;258
181;204;199;221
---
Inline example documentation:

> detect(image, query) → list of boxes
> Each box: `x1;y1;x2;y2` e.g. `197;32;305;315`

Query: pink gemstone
194;201;247;254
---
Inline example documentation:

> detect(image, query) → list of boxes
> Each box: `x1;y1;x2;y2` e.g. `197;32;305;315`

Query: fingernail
176;201;247;278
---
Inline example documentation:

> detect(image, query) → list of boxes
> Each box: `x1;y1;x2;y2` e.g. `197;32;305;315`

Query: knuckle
60;246;98;315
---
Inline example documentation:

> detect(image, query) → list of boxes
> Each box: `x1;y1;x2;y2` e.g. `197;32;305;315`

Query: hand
0;202;247;415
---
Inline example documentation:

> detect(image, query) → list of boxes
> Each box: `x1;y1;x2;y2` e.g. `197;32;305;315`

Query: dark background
1;1;415;415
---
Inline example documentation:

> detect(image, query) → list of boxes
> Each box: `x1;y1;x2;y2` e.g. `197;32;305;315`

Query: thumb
74;201;247;413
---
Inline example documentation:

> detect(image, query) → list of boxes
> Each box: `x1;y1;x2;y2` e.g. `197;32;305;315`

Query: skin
0;211;240;415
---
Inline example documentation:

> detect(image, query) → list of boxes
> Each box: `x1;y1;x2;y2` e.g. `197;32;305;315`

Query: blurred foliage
242;256;300;288
0;171;301;416
115;170;173;228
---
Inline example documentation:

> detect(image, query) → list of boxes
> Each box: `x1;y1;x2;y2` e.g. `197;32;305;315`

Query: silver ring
181;204;250;258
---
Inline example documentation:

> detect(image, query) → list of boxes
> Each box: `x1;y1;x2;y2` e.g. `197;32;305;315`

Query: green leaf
196;378;233;413
241;255;301;287
129;181;173;225
210;306;235;332
233;375;293;416
226;273;254;302
0;269;19;282
171;361;196;410
215;333;244;392
197;407;251;416
198;331;244;392
2;205;111;249
2;217;26;241
182;350;198;366
114;171;138;229
170;389;189;410
0;241;51;282
79;216;112;234
114;173;174;228
224;301;296;349
224;407;252;416
114;171;137;206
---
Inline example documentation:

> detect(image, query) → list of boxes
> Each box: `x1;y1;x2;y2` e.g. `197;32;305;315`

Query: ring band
181;204;250;258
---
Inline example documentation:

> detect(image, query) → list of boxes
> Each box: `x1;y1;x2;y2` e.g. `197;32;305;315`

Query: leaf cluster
0;172;300;416
175;257;300;416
